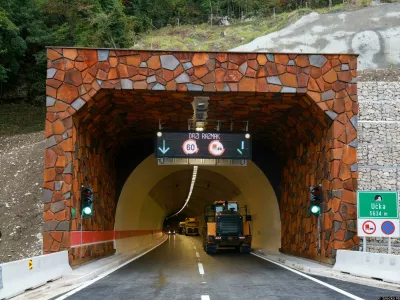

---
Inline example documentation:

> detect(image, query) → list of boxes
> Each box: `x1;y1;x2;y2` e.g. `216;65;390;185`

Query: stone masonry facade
358;69;400;254
44;48;358;265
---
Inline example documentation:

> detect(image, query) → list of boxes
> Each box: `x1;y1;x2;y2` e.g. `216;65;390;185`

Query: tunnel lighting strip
167;166;198;219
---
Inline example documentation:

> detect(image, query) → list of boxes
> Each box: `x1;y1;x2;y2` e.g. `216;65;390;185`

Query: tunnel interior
43;49;359;266
70;88;335;262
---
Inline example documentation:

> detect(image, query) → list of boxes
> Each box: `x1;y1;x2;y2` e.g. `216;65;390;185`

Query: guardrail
333;250;400;284
0;251;72;299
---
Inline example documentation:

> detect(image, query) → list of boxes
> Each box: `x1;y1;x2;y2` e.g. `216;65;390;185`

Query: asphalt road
61;235;400;300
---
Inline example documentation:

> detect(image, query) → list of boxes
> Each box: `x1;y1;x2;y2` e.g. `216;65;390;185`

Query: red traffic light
83;190;92;197
311;187;320;196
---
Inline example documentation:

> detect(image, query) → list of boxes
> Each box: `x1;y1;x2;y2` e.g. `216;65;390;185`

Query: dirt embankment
0;132;44;263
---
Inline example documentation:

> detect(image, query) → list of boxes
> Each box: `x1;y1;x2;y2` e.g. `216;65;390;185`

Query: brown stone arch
44;48;358;264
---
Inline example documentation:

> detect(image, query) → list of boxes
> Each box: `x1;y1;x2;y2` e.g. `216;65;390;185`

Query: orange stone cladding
44;48;358;265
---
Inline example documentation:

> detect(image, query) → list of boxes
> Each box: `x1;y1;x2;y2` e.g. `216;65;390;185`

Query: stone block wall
358;69;400;253
281;121;359;264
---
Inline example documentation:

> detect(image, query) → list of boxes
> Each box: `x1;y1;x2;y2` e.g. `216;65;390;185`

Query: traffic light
81;186;93;218
309;185;322;215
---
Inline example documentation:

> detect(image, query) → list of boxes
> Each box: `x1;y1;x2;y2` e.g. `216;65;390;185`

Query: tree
0;6;26;83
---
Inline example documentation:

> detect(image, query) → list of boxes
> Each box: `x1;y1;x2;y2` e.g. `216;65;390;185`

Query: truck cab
184;217;200;236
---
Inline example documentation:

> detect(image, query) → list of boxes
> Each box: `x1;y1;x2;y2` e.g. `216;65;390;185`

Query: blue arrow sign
158;140;170;154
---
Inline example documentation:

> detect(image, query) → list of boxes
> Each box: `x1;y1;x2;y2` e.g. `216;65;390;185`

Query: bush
360;0;372;6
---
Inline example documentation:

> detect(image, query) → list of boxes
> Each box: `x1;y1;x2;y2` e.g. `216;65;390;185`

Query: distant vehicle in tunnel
203;200;252;254
178;222;186;234
164;225;176;235
184;217;200;236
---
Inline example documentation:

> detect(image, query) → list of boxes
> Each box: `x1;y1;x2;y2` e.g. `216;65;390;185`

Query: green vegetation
134;3;360;51
0;104;45;136
0;0;372;137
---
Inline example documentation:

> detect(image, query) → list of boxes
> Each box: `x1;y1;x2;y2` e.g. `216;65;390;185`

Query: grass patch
0;103;45;136
133;3;366;51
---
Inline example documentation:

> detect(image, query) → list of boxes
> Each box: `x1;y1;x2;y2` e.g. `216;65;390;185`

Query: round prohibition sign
381;220;395;235
208;140;225;157
182;139;199;155
362;220;376;235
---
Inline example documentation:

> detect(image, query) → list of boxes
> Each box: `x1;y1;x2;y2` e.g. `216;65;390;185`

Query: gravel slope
0;132;44;263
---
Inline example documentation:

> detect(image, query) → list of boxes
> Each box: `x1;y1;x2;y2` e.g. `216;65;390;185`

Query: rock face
358;68;400;253
231;3;400;70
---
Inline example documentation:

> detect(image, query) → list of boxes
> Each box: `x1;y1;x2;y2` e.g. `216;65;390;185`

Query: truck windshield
215;203;238;212
187;222;198;226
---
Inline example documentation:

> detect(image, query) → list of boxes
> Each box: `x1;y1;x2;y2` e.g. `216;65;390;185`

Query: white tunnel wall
115;155;189;253
115;154;280;254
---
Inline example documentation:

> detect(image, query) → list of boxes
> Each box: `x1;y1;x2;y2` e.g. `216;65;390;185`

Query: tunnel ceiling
76;89;332;159
148;168;241;217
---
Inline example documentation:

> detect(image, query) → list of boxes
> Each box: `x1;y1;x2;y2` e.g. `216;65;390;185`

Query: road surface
59;235;400;300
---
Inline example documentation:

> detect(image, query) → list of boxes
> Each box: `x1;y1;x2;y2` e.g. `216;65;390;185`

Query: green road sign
357;191;399;219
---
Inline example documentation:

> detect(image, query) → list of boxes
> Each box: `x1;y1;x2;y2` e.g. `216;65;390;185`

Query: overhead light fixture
195;121;205;132
167;166;198;219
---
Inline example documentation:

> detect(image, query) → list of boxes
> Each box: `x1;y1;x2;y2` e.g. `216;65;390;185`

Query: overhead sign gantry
155;131;252;166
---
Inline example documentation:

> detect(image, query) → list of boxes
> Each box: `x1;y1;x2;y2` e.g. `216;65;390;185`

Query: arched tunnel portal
43;48;359;266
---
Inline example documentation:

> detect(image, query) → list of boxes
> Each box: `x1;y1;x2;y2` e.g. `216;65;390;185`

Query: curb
252;251;400;292
17;236;168;299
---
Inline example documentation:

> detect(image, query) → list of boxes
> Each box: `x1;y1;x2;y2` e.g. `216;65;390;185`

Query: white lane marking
198;263;205;275
251;253;363;300
196;252;200;258
54;238;168;300
201;296;210;300
194;246;197;250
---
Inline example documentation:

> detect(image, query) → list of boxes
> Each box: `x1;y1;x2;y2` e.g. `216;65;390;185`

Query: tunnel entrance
44;48;358;265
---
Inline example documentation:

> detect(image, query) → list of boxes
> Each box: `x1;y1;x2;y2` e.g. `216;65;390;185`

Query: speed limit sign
182;139;199;155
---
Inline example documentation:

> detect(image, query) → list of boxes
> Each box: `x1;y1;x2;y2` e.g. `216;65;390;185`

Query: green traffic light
83;206;92;215
311;205;320;215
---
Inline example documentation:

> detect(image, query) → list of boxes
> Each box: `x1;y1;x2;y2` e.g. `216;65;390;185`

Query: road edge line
251;252;364;300
54;236;168;300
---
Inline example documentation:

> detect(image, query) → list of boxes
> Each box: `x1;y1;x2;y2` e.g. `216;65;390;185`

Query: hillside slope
232;3;400;70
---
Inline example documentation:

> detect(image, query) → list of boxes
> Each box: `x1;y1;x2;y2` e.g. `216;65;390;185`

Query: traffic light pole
80;211;83;258
317;213;321;254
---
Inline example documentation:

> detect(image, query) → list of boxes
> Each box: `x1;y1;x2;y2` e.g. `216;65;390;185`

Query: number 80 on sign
182;139;199;155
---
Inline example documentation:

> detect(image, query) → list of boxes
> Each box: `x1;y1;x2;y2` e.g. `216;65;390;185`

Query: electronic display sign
155;131;252;159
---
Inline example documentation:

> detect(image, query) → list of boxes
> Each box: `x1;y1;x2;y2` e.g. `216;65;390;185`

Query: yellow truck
203;200;252;254
178;222;186;234
184;217;200;236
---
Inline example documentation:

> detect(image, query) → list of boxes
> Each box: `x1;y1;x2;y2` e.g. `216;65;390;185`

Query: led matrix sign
155;131;252;159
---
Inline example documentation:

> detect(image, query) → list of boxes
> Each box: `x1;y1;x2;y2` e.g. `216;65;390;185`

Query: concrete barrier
0;251;72;299
333;250;400;284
